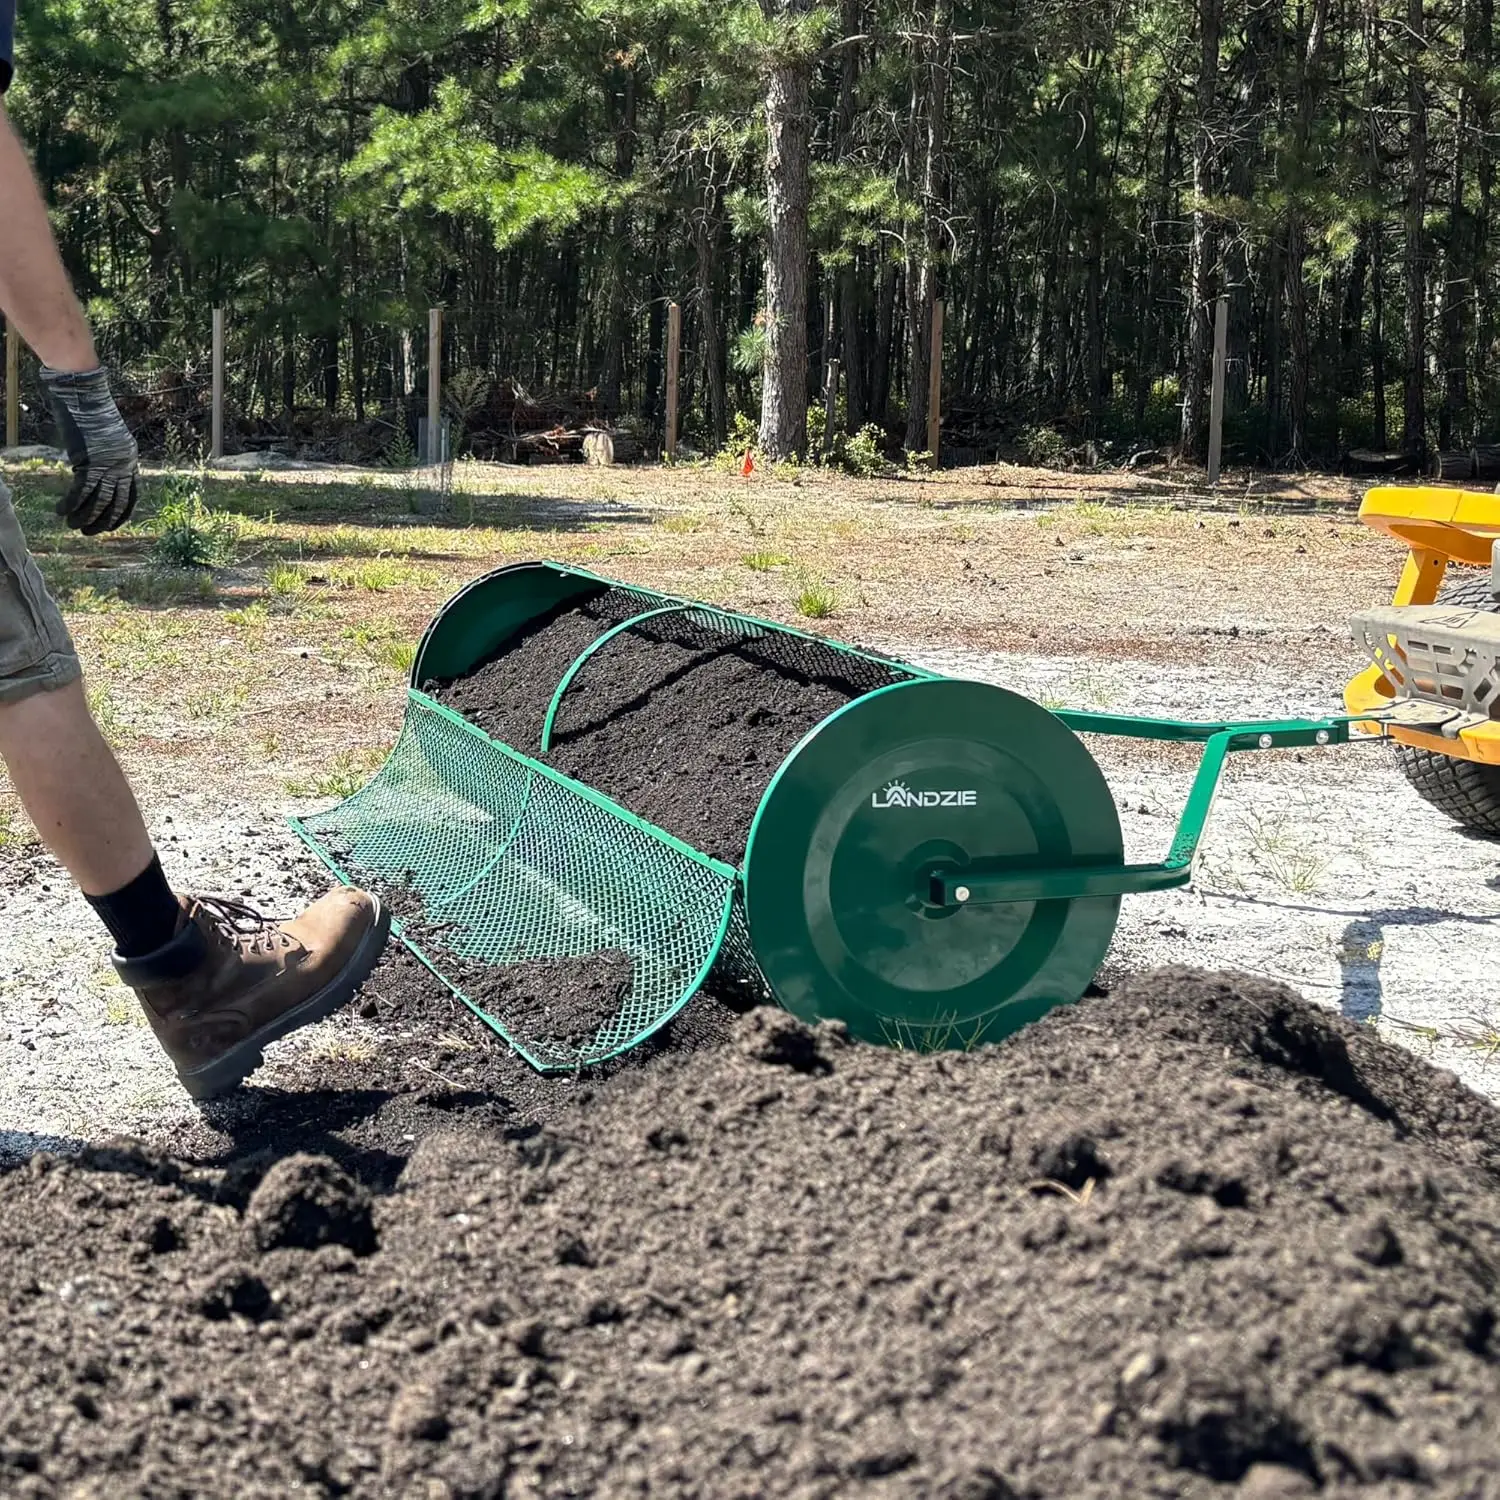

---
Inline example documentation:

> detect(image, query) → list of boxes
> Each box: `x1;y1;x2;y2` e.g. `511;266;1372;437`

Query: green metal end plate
743;679;1124;1050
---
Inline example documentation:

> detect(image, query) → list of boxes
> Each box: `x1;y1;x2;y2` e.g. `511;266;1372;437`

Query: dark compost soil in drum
432;589;906;864
3;967;1500;1499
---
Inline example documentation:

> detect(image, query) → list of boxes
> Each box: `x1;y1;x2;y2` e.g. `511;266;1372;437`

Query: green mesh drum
292;561;1357;1071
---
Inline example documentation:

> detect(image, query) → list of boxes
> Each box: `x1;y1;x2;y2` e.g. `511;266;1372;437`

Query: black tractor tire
1392;567;1500;836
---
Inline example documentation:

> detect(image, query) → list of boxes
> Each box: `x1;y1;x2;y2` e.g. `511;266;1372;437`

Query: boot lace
190;895;296;956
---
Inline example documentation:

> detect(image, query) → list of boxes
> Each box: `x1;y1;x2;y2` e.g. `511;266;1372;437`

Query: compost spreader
291;561;1362;1071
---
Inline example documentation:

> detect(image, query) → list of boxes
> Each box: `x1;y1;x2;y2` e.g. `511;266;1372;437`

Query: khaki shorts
0;477;82;705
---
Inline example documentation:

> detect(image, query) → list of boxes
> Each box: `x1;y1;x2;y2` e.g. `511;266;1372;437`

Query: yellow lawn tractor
1347;486;1500;834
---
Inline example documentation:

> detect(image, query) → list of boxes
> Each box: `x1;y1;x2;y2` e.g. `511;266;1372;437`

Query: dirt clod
244;1154;377;1256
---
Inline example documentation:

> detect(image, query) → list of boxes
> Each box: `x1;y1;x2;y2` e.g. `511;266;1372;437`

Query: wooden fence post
211;309;225;461
5;323;18;451
664;302;682;459
426;308;443;464
926;299;944;463
1207;295;1228;486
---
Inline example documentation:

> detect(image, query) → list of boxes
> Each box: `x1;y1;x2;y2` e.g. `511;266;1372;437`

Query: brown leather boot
113;887;391;1099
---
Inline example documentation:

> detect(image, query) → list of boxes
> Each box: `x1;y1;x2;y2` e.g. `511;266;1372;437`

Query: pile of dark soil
434;590;905;863
4;968;1499;1498
147;944;737;1191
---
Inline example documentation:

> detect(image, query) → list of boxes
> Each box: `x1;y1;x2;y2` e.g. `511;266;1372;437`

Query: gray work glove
38;364;141;535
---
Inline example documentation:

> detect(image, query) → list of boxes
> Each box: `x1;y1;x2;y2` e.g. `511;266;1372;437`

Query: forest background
4;0;1483;468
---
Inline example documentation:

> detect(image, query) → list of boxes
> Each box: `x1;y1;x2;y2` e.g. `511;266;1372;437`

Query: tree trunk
1180;0;1222;457
1443;0;1473;449
904;0;953;453
871;259;897;423
1404;0;1428;459
834;8;864;433
320;330;339;412
694;198;729;450
759;1;815;461
1477;0;1496;420
1372;223;1389;449
599;65;637;417
1285;0;1329;465
281;322;296;431
351;319;366;424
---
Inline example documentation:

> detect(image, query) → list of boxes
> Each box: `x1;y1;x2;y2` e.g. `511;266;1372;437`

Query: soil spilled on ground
432;587;907;863
3;966;1499;1498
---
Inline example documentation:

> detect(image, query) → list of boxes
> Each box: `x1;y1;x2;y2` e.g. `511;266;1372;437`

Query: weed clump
151;471;239;570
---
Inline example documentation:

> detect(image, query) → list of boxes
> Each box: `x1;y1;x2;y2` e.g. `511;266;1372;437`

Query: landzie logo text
871;781;978;810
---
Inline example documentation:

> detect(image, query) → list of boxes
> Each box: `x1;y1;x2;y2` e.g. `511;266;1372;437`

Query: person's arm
0;95;138;533
0;98;97;372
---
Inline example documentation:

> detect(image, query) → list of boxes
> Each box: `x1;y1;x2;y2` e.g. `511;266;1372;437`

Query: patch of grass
794;581;838;619
659;513;704;534
184;683;250;721
1259;847;1328;896
742;550;791;572
0;803;36;852
285;745;391;800
1446;1017;1500;1063
87;683;125;744
224;601;269;647
95;614;188;671
60;583;124;614
343;621;419;674
37;558;91;598
150;474;240;569
101;979;147;1027
1238;810;1328;894
300;525;410;559
1387;1018;1441;1056
114;568;218;606
879;1012;990;1053
305;1034;377;1065
373;639;418;674
266;563;308;598
306;557;437;592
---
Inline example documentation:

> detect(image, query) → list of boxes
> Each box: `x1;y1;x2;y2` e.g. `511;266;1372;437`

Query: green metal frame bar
539;604;695;752
928;714;1368;907
415;559;932;692
532;561;937;683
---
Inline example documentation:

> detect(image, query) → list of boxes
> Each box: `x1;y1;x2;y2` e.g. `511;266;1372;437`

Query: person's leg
0;476;179;960
0;675;153;894
0;477;390;1097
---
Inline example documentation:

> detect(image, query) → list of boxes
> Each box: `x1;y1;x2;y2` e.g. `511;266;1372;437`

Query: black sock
86;854;182;959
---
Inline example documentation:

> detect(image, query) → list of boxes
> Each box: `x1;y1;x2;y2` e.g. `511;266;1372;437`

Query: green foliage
733;323;768;377
267;563;308;598
384;425;417;470
150;474;240;569
1017;425;1068;468
351;81;614;250
713;411;761;469
7;0;1486;468
842;425;894;479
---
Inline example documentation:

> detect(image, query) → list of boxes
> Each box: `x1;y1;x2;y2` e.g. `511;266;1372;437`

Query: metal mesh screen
292;693;737;1071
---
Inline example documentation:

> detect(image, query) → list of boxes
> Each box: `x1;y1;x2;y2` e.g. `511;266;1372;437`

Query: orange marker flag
741;448;755;477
